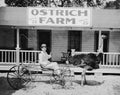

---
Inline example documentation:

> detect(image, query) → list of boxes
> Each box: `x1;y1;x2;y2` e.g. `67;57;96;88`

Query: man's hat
41;44;47;48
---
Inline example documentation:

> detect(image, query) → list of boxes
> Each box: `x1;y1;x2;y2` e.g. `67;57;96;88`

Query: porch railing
102;52;120;68
19;50;40;63
0;50;40;64
0;50;16;64
0;50;120;68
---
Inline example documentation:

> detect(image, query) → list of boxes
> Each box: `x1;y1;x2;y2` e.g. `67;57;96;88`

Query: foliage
105;0;120;9
5;0;48;7
5;0;120;9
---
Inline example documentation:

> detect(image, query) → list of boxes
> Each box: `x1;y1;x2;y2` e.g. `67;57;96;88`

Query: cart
7;61;75;90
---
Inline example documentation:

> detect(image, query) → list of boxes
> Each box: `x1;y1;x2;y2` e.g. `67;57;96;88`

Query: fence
0;50;40;64
19;50;40;63
0;50;120;68
102;52;120;67
0;50;16;64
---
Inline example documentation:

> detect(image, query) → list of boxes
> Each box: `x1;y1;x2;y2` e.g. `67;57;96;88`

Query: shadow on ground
0;77;16;95
74;79;104;86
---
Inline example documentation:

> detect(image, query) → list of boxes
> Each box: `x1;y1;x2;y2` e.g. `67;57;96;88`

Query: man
39;44;60;75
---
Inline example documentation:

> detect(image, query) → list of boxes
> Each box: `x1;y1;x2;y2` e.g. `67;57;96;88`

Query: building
0;7;120;68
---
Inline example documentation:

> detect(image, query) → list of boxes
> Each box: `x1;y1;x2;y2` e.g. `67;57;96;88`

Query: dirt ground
0;73;120;95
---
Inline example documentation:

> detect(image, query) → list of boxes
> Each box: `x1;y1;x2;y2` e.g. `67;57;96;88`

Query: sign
28;8;92;27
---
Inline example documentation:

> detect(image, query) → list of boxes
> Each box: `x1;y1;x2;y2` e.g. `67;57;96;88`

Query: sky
0;0;6;7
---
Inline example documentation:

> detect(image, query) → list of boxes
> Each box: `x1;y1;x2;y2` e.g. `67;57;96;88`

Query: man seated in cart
39;44;61;76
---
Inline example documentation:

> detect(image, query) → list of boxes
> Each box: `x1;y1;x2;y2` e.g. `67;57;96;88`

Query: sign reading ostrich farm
28;8;92;27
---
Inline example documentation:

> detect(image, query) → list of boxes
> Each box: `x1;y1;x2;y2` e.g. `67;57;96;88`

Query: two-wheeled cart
7;61;75;90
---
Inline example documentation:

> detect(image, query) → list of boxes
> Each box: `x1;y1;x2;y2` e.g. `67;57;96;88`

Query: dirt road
0;73;120;95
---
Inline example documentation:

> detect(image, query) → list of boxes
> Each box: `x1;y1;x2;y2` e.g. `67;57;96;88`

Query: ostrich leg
81;68;87;86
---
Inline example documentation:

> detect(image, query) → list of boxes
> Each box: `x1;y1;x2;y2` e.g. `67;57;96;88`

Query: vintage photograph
0;0;120;95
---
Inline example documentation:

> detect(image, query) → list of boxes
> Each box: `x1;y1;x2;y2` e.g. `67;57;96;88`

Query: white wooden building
0;7;120;72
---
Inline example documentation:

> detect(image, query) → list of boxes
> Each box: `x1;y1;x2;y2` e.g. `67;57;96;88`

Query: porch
0;50;120;75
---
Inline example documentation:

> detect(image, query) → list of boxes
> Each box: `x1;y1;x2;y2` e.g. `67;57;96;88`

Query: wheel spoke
8;73;18;78
12;67;19;76
7;65;30;89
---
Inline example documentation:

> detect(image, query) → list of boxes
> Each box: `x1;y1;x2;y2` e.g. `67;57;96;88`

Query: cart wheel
7;65;31;90
18;64;32;82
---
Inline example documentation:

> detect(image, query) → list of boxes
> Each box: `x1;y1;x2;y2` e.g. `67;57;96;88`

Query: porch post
16;28;20;64
98;30;103;52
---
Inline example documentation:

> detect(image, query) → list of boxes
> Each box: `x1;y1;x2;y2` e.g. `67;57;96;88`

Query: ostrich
68;52;103;86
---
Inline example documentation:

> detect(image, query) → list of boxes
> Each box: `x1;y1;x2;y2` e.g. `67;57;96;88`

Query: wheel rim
7;65;31;90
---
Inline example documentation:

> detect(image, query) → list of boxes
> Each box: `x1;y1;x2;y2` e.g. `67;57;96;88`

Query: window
37;30;51;53
20;29;28;50
68;30;82;51
95;31;109;52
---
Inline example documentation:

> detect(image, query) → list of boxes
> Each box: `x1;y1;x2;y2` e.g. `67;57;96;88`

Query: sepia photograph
0;0;120;95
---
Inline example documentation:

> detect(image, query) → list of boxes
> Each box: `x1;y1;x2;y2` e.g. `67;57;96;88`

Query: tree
115;0;120;9
4;0;120;9
5;0;48;7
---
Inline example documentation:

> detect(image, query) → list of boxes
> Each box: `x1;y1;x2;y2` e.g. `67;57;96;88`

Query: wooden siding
109;31;120;52
28;29;38;50
0;7;120;29
92;9;120;29
0;7;27;26
0;28;15;49
82;30;95;52
52;30;68;61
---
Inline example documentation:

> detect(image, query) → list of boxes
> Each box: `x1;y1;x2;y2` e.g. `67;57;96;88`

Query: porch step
0;63;16;71
59;64;120;75
0;64;120;75
70;67;120;75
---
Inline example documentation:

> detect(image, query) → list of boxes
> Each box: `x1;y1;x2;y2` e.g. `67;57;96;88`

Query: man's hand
49;52;52;57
